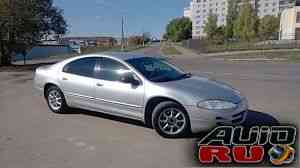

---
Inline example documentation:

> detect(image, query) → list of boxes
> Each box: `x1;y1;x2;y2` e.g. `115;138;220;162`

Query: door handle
96;83;103;87
62;77;68;81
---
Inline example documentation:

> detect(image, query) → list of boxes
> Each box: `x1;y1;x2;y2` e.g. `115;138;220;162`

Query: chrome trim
65;92;143;108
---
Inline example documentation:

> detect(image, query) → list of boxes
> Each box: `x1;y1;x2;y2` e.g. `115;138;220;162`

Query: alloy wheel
48;89;63;111
158;108;187;135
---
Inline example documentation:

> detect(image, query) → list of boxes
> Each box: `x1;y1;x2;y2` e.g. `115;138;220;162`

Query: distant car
34;53;248;138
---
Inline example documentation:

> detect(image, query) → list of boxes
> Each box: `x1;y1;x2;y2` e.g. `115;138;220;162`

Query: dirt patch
10;74;27;78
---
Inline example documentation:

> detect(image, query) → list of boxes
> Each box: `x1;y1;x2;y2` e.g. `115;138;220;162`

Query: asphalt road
0;46;299;168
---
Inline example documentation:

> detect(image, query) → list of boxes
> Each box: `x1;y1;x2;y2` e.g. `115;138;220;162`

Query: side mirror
120;72;140;86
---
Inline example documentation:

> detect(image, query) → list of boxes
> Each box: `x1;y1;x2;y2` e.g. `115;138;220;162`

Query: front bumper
186;99;248;133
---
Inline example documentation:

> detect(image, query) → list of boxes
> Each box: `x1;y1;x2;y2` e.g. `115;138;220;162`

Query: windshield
126;57;191;82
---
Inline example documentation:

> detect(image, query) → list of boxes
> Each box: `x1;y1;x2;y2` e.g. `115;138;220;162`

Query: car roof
59;52;167;67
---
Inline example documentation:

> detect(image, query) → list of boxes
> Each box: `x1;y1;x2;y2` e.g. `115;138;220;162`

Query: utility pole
141;28;145;47
121;16;125;51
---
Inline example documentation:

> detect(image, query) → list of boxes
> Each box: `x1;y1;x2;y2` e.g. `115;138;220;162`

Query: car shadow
64;108;280;139
65;108;148;128
241;110;280;127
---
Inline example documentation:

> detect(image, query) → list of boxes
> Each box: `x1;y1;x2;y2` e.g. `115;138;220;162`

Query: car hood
158;75;242;104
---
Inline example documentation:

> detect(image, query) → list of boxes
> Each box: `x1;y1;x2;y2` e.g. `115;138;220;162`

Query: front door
93;57;144;119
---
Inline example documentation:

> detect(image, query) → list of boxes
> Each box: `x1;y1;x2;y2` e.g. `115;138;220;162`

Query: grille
216;111;246;125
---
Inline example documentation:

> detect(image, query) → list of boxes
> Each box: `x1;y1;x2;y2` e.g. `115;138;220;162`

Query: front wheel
152;101;190;138
45;85;68;114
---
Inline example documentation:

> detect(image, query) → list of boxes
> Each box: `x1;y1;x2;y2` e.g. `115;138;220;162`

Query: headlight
197;100;237;110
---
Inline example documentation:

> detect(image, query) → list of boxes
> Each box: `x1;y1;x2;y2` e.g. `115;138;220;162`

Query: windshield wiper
151;73;192;82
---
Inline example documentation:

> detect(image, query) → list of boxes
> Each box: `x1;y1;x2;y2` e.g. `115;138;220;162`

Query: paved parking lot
0;47;299;167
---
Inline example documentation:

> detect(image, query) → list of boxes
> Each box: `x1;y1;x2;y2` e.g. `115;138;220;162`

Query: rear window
63;57;97;78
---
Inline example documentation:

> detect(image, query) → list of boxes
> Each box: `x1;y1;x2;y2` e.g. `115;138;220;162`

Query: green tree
214;26;226;44
165;17;192;42
234;0;258;42
162;33;168;40
259;15;280;40
203;13;218;40
0;0;10;64
225;0;238;39
0;0;67;65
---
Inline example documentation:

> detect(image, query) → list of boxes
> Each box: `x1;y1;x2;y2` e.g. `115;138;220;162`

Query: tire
152;101;190;138
45;85;68;114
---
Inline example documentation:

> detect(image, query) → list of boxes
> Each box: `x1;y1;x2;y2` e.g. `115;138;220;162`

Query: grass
216;50;300;63
184;40;300;53
287;52;300;63
161;45;182;55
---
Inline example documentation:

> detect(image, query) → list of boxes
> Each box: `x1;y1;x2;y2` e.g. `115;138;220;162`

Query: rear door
60;57;98;108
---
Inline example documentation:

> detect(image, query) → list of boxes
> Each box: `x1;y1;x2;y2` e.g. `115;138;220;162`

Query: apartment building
184;7;192;18
280;5;300;40
280;0;297;12
184;0;295;38
184;0;228;38
242;0;295;16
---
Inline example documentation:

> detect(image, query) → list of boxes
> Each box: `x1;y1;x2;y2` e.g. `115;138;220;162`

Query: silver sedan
34;53;248;138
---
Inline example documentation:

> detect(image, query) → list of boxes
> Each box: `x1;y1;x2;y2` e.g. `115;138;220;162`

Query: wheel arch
144;96;188;127
44;83;60;98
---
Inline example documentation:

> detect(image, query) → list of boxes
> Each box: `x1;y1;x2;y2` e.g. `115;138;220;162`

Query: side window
63;57;97;78
97;57;129;81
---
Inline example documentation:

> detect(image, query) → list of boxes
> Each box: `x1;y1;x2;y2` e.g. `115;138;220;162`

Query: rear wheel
46;85;68;114
152;101;190;138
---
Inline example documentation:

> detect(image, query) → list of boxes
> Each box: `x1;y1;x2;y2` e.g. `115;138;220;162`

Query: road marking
66;137;96;152
87;146;96;151
67;137;76;142
201;72;215;74
75;141;87;147
223;73;233;76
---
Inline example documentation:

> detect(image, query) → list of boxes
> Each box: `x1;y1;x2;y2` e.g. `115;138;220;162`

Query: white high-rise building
240;0;279;17
184;0;295;39
184;0;228;38
184;7;192;18
279;2;300;40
